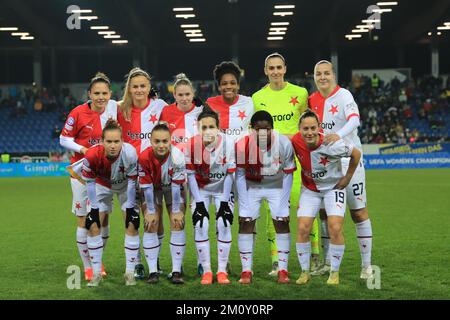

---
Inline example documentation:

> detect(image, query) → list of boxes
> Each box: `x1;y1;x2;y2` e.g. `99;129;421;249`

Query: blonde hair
120;67;152;121
173;73;194;94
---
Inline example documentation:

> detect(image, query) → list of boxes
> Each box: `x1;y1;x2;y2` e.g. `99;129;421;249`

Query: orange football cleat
277;270;290;284
201;271;213;285
238;271;252;284
84;268;93;281
216;272;231;284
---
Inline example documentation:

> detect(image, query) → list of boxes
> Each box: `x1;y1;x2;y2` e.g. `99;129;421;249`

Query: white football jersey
309;86;362;151
291;133;354;192
185;132;236;193
236;131;296;189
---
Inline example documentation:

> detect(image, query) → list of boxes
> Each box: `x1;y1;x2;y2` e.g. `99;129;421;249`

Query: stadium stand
0;76;448;155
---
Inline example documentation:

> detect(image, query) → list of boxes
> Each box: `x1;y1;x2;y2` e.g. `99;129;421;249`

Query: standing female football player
138;124;187;285
60;72;118;282
185;108;236;285
77;119;139;286
118;67;167;279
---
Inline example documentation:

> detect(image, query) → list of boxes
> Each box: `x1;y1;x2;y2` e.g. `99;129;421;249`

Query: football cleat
311;254;320;272
146;272;159;284
296;271;311;285
327;271;339;285
170;272;184;285
84;268;93;281
201;272;213;285
238;271;252;284
134;263;145;280
124;272;137;286
311;263;330;276
87;274;102;287
101;264;107;277
360;266;374;280
268;261;279;277
216;272;231;285
277;270;290;284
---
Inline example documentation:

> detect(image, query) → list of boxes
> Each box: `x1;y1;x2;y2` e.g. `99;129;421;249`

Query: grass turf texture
0;168;449;300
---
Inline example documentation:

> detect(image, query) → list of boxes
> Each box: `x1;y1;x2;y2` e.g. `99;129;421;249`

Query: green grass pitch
0;168;449;300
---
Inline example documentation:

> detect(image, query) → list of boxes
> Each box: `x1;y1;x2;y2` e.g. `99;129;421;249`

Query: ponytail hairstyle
173;73;195;94
102;118;123;139
88;72;111;92
120;67;152;121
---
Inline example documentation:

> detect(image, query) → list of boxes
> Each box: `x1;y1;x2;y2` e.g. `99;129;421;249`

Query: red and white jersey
138;146;186;190
61;100;118;164
236;132;296;189
308;86;362;150
118;98;167;154
291;133;354;192
159;102;204;149
81;143;138;191
185;133;236;193
206;94;254;142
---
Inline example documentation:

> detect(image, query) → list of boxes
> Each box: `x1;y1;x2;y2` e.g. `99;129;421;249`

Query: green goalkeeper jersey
252;82;308;135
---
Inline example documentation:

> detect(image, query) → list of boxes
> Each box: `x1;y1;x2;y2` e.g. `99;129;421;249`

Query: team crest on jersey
328;105;339;116
319;156;330;166
289;96;299;107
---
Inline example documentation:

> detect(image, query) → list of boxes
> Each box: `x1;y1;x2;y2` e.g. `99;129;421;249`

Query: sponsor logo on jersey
221;127;243;136
311;170;327;179
89;138;101;145
67;117;75;126
319;121;336;130
305;170;327;179
272;112;294;122
127;130;152;140
207;172;225;180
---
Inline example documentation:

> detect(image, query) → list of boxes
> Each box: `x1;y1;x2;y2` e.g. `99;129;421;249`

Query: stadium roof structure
0;0;449;82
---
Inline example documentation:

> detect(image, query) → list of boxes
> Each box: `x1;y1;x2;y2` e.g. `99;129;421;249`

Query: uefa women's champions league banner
0;162;71;177
363;153;450;169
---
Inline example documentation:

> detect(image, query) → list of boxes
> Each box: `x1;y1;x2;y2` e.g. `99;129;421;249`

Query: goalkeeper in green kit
252;53;320;275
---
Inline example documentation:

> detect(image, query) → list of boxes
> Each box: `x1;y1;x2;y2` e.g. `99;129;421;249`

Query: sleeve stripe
346;113;360;121
283;167;297;174
172;179;185;184
227;168;236;173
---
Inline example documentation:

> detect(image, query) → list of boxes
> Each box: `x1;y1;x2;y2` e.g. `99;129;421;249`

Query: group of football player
61;53;373;287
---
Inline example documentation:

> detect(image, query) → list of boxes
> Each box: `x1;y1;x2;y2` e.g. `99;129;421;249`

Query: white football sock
87;235;103;276
276;233;290;272
101;225;110;250
170;230;186;273
76;227;91;270
296;242;311;272
124;234;140;273
329;244;345;272
238;233;253;272
143;232;159;274
217;218;232;273
194;218;211;273
355;219;372;268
